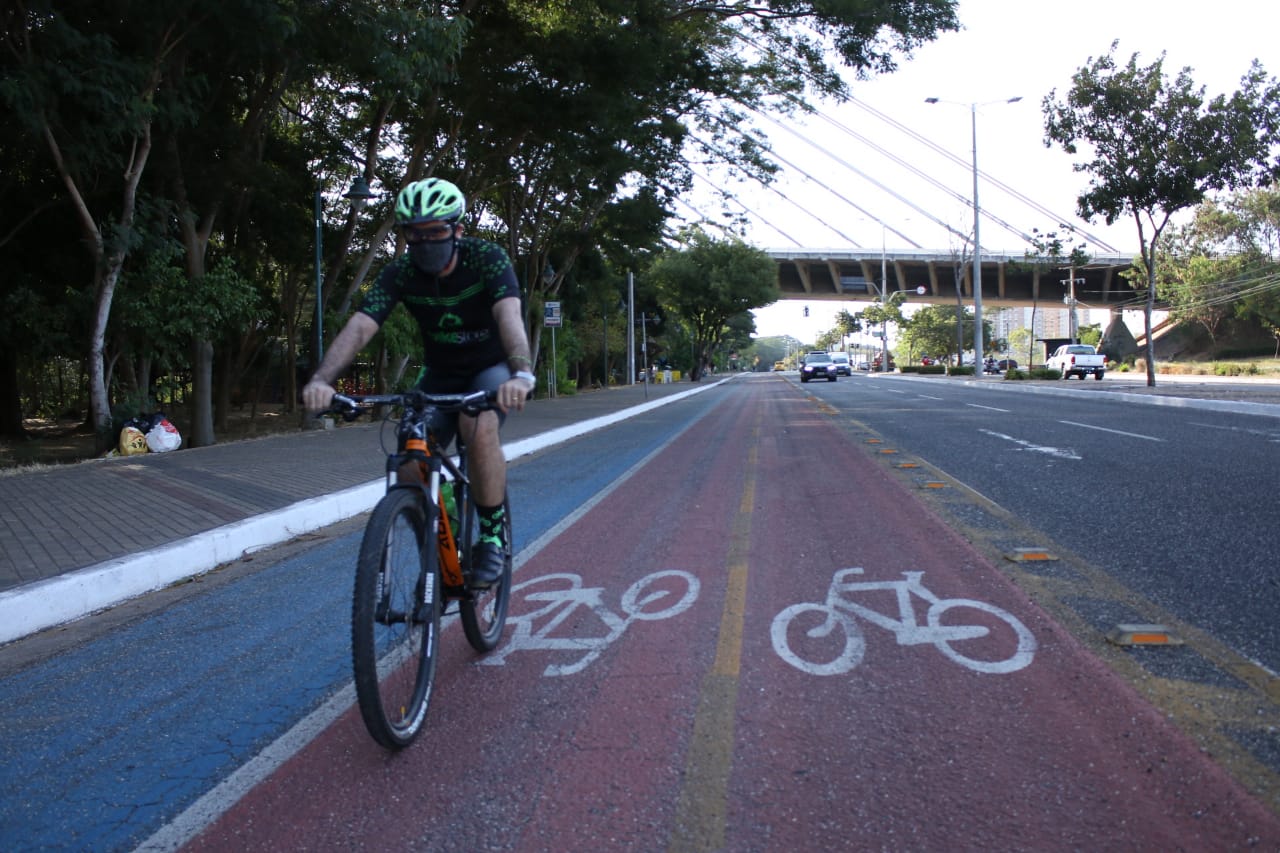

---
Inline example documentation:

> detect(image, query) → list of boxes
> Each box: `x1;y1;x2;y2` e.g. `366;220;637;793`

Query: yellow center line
670;427;756;851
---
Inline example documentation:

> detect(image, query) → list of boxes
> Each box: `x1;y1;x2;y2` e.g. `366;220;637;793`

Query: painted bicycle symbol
480;570;700;676
771;568;1036;675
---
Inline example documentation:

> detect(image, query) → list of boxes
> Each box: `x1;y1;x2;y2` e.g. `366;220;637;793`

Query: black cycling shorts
415;362;510;451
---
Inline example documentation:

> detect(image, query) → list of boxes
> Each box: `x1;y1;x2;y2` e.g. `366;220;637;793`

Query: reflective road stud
1005;548;1059;562
1107;624;1183;646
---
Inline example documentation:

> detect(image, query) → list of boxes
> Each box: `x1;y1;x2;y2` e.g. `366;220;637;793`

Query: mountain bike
327;390;513;749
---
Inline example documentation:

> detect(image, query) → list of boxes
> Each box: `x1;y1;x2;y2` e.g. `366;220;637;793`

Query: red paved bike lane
183;377;1280;851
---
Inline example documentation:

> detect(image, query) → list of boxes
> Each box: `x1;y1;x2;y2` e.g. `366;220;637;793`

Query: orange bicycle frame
404;433;465;589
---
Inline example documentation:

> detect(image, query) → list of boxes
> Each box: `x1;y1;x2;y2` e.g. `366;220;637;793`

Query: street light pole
314;175;375;365
925;95;1021;374
314;185;324;364
969;101;984;374
880;226;889;372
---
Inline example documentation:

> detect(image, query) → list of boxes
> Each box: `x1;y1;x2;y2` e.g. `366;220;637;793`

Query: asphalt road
2;374;1278;851
802;372;1280;674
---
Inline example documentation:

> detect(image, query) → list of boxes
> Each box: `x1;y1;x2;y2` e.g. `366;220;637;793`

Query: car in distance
872;353;896;371
984;358;1019;374
772;361;785;371
800;351;838;382
829;352;851;375
1047;344;1106;380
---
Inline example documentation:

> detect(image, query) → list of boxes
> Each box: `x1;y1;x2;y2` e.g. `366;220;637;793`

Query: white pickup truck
1047;344;1107;380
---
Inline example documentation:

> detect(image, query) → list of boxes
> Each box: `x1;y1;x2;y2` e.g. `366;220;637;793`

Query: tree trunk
190;338;216;446
0;345;26;438
1144;242;1158;388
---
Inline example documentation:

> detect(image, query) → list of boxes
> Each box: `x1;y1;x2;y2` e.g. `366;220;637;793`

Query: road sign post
544;301;561;398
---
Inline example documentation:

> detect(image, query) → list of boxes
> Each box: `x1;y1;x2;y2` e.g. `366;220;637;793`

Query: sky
687;0;1280;342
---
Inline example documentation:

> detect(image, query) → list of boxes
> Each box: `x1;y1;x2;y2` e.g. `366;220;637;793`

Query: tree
902;305;965;363
1043;42;1280;386
2;2;193;449
648;230;778;380
1160;185;1280;350
858;291;907;370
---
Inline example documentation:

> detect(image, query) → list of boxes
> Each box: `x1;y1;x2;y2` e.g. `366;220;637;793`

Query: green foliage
1029;367;1061;379
649;229;778;379
2;0;962;430
1043;45;1280;229
1078;324;1103;347
1044;42;1280;381
1160;185;1280;336
1213;361;1261;376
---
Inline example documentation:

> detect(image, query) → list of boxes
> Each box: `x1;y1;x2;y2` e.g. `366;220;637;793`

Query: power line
845;96;1121;255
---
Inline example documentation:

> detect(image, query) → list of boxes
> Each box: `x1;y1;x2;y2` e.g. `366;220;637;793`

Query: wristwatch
513;370;537;387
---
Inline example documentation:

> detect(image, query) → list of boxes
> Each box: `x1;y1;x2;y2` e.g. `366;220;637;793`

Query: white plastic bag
145;419;182;453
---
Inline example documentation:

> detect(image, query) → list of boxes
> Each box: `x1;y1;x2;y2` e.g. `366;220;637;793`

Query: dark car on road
984;358;1019;374
800;351;838;383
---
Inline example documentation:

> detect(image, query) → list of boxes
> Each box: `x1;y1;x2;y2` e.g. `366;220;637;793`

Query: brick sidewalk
0;380;700;597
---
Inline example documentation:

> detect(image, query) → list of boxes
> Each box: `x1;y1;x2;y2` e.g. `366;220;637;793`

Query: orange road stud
1005;548;1059;562
1107;624;1183;646
879;448;898;454
920;481;947;489
895;461;920;469
865;438;883;444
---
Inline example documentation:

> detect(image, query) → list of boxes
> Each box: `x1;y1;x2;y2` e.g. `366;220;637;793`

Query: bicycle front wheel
458;488;512;652
351;488;441;749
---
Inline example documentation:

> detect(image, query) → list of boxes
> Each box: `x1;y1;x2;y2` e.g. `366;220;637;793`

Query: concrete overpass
769;249;1137;309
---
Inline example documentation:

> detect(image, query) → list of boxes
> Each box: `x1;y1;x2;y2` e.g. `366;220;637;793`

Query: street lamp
315;175;375;363
925;96;1021;374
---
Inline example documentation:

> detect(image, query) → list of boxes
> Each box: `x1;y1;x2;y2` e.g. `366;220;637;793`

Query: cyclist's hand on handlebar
302;378;337;413
495;376;533;413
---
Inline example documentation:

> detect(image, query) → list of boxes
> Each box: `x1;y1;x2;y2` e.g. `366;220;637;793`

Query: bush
899;365;920;373
1029;367;1061;380
918;365;947;375
1004;369;1030;380
949;365;975;376
1213;362;1260;376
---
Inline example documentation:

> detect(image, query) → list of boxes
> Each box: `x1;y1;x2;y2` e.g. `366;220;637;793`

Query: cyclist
302;177;535;586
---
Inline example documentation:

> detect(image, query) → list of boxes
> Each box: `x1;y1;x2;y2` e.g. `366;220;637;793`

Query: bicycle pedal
381;608;409;625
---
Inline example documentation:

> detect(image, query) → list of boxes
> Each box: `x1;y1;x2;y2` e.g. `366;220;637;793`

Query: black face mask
409;236;456;275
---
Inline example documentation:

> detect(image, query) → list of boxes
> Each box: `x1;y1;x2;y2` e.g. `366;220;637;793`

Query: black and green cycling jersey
358;237;521;375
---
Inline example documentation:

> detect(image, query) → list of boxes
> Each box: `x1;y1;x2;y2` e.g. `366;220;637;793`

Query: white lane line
1059;420;1164;441
917;394;944;401
979;429;1082;460
967;403;1010;412
1190;421;1280;441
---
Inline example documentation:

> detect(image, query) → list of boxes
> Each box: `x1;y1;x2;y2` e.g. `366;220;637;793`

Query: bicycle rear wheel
351;488;440;749
458;488;512;652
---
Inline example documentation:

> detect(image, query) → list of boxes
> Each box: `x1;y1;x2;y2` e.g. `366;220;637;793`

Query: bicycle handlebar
327;389;497;421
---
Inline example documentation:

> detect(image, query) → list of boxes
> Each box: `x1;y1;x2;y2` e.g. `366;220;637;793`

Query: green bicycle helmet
394;178;466;225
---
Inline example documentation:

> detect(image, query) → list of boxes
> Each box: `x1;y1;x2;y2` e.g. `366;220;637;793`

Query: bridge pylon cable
719;31;1122;256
